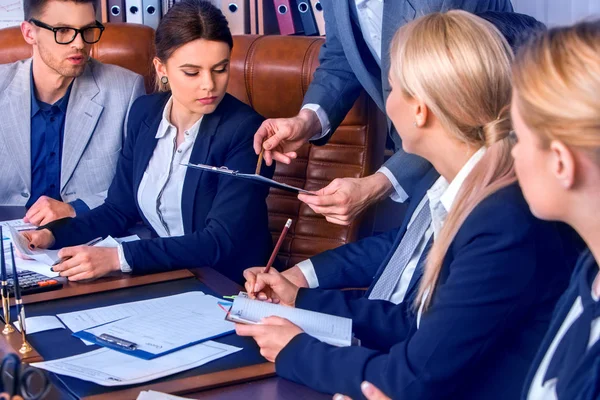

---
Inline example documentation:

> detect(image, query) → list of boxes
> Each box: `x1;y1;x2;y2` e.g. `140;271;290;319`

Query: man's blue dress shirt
28;72;87;214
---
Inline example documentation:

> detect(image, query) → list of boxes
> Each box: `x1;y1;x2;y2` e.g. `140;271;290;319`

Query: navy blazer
48;92;273;283
275;183;575;400
303;0;512;196
522;250;600;400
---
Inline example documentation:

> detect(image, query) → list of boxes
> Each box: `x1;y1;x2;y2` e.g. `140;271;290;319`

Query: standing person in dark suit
511;20;600;400
253;0;513;227
19;0;273;284
237;11;574;399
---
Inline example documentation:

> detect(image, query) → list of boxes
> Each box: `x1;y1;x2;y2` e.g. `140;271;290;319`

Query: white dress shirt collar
426;147;486;238
155;96;203;140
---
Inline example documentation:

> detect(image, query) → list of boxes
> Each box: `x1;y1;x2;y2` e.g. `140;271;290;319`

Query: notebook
226;293;353;347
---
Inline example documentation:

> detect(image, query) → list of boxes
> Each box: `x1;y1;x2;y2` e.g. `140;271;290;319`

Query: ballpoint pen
0;227;13;335
11;244;31;354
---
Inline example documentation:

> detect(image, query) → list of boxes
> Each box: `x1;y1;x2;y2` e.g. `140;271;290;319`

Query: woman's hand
243;268;299;307
53;246;120;281
333;382;391;400
235;316;303;362
19;229;55;256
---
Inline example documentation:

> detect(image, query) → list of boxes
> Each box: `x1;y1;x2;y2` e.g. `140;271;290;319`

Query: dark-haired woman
21;0;273;284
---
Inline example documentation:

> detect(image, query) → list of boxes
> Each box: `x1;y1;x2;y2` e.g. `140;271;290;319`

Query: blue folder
72;314;236;360
20;278;267;399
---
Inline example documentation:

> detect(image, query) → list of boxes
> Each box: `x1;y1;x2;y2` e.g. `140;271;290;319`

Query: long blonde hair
389;10;516;311
512;20;600;160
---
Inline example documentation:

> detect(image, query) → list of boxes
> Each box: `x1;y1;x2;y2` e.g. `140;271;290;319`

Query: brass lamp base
2;323;14;335
19;341;32;354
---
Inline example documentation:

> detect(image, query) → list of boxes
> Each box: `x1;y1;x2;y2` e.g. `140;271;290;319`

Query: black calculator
6;270;63;297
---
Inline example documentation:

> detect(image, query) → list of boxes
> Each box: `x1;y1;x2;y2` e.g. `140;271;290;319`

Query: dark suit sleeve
310;227;400;288
277;203;543;399
121;113;269;272
302;0;363;144
48;99;145;247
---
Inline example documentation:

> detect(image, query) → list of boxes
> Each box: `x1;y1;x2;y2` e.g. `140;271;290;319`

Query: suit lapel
365;167;439;297
61;61;104;192
0;59;33;191
336;0;385;111
181;109;221;234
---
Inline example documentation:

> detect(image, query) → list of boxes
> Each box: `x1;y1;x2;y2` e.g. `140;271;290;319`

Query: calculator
6;270;63;297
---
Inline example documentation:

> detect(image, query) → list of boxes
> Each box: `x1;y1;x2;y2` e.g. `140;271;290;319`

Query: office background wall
513;0;600;26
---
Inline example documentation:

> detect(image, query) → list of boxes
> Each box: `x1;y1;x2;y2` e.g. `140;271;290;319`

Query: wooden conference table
0;207;329;400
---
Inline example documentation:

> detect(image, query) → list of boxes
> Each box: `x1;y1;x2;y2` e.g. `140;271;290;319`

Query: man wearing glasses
0;0;145;225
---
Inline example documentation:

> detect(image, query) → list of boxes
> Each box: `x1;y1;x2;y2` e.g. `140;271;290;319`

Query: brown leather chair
0;23;156;93
0;26;385;269
230;35;386;269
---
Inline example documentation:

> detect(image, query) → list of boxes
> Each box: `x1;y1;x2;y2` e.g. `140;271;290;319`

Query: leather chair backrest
230;35;385;268
0;23;156;93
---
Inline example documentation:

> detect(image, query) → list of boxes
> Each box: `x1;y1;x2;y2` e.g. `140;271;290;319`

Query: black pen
11;244;26;332
0;226;6;298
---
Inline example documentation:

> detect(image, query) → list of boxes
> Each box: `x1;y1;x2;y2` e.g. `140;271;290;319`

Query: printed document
57;292;215;333
78;297;234;358
31;341;241;386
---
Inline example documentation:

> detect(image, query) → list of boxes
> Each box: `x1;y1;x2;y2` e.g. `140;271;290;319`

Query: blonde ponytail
388;10;515;311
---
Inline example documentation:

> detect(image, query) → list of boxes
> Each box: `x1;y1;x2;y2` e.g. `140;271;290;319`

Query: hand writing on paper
20;229;55;251
23;196;76;226
243;268;299;307
333;382;392;400
253;109;322;166
53;246;120;281
298;173;392;225
235;316;303;362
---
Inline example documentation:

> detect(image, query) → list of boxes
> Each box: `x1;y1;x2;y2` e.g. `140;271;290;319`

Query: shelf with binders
96;0;326;36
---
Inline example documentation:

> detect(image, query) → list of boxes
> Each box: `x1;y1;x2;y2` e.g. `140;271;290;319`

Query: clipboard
182;163;315;195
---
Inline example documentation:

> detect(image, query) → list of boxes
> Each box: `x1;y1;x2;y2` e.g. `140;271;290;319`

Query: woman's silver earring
161;76;169;85
413;122;418;128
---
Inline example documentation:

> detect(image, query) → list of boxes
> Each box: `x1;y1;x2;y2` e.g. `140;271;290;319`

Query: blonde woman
236;11;577;400
511;21;600;400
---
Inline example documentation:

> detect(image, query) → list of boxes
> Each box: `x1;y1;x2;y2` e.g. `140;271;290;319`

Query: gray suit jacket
304;0;514;198
0;58;145;208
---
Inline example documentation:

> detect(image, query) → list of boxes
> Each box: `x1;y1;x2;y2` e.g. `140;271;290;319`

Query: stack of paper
31;291;242;386
31;341;241;386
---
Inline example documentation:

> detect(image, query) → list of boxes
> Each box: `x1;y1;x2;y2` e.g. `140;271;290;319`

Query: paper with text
31;341;241;386
57;292;211;333
14;316;65;334
0;0;23;29
228;293;352;347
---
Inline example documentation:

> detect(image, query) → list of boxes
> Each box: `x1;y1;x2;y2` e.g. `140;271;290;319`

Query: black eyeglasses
28;19;105;45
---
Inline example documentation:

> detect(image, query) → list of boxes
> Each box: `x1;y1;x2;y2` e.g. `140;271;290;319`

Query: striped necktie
369;200;432;301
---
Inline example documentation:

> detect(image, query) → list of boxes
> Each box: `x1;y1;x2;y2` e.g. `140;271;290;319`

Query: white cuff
117;244;132;273
377;167;409;203
296;259;320;288
302;104;331;141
